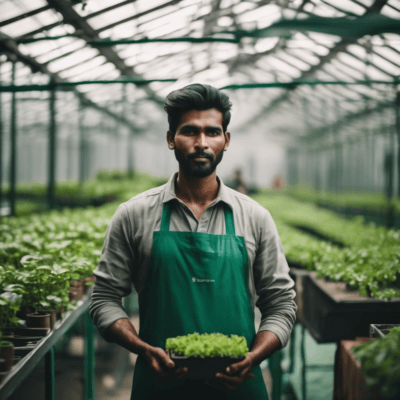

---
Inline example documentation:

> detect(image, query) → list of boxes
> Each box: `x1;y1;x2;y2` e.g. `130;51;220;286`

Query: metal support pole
9;62;17;216
45;347;55;400
84;309;95;400
268;350;283;400
300;325;306;400
79;99;86;185
288;322;296;374
122;85;135;178
0;59;3;209
0;61;3;212
47;79;56;210
396;89;400;198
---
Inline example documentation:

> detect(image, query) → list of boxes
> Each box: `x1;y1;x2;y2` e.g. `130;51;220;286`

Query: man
90;83;297;399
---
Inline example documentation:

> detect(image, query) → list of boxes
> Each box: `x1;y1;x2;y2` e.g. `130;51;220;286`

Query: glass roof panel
0;0;398;142
381;4;400;18
86;3;138;30
72;0;125;16
47;47;99;73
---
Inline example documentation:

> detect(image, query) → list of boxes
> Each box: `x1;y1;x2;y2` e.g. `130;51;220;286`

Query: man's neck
175;170;220;206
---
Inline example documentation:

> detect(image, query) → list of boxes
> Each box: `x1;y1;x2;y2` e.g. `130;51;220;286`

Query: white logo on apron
192;277;215;283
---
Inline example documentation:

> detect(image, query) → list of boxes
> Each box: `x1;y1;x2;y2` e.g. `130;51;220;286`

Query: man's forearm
105;318;150;356
248;330;281;367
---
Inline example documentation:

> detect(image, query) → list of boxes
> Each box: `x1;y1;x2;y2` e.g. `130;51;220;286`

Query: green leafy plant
166;332;248;358
352;327;400;399
252;191;400;300
0;289;23;336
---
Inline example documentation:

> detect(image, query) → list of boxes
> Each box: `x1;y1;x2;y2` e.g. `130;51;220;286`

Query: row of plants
2;170;168;210
0;172;165;379
251;192;400;300
352;326;400;399
253;190;400;249
285;183;400;214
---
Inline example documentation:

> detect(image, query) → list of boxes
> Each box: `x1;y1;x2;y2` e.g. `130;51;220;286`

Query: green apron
130;201;269;400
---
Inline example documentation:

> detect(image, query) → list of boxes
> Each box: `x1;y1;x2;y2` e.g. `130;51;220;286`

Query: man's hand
143;346;188;385
204;352;255;394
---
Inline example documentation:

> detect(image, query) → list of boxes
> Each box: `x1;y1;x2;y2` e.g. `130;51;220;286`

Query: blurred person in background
232;168;247;194
90;83;297;399
271;175;285;190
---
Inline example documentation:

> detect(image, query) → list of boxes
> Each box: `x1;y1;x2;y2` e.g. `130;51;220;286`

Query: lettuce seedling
166;332;248;358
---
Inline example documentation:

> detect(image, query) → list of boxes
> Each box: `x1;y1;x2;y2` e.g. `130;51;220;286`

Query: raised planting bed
302;272;400;343
334;337;378;400
350;327;400;399
288;266;310;324
165;333;248;380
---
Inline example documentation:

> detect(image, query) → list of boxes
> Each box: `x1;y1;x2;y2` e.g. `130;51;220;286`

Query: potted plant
165;333;248;379
0;290;22;372
19;256;71;315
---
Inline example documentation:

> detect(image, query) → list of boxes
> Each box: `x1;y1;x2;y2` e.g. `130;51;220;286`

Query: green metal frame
9;63;17;217
84;309;95;400
0;79;177;92
0;292;95;400
0;59;3;208
0;79;396;94
47;80;56;210
299;324;335;400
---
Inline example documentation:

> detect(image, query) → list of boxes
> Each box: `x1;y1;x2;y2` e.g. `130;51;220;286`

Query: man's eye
208;130;220;136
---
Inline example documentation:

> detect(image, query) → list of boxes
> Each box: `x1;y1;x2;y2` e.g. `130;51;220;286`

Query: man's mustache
187;151;213;161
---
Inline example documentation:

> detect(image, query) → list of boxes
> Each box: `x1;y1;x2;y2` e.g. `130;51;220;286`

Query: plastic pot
38;309;57;329
56;305;66;321
26;312;51;329
0;342;14;372
16;305;36;321
169;351;244;380
69;280;84;301
83;276;96;294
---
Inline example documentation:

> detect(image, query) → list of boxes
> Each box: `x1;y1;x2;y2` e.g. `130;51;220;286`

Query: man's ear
166;130;175;149
224;131;231;151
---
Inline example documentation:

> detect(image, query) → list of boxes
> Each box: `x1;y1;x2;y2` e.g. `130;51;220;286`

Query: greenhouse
1;0;400;399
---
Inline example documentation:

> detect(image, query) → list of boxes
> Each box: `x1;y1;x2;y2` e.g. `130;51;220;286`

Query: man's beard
174;147;224;178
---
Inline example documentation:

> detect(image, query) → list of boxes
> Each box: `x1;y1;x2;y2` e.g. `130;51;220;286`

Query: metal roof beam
301;99;394;142
0;5;52;29
0;32;138;131
95;0;181;33
46;0;164;104
245;0;389;126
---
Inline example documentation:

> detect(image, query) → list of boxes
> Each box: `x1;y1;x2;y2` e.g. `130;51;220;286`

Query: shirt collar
163;172;233;208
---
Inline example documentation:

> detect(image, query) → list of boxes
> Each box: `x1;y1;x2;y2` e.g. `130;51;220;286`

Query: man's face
167;108;230;178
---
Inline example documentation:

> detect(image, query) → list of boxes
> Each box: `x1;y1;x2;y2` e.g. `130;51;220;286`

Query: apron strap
224;204;235;235
160;202;173;232
160;201;235;235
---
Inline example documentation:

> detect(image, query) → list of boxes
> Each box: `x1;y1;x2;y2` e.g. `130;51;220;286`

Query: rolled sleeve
254;210;297;349
89;204;134;342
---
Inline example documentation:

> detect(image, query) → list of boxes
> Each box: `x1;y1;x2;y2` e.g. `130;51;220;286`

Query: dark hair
164;83;232;136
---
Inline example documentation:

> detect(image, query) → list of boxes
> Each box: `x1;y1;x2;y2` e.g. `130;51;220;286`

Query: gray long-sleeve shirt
90;172;297;348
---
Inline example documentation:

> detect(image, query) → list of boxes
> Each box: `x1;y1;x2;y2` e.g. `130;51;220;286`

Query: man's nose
194;132;208;149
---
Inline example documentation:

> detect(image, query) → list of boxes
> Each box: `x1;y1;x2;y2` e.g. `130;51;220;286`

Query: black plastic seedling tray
302;273;400;343
169;352;244;380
